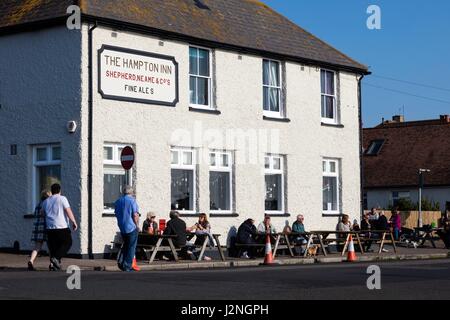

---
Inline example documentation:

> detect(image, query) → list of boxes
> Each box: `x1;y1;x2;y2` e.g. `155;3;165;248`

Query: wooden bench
358;230;397;254
115;232;227;263
306;231;365;257
235;233;294;258
115;234;180;263
186;233;226;262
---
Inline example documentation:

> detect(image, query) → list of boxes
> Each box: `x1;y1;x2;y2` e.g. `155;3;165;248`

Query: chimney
440;115;450;124
392;115;404;123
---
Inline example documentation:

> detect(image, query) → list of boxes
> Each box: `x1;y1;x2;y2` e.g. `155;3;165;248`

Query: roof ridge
365;121;450;130
0;0;368;72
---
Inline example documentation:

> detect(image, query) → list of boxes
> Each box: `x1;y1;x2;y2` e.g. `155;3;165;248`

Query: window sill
322;213;343;217
265;213;291;217
210;213;239;218
178;213;201;217
321;122;344;128
263;116;291;123
189;107;221;115
102;213;116;218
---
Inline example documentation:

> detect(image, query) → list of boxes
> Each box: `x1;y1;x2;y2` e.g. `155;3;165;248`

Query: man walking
43;183;78;271
115;185;140;272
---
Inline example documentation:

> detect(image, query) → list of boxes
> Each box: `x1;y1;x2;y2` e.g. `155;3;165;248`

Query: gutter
0;14;371;75
80;14;371;76
87;21;98;259
358;74;366;219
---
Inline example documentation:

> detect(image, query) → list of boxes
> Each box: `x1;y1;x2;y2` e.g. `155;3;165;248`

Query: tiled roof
0;0;368;73
0;0;72;28
363;116;450;188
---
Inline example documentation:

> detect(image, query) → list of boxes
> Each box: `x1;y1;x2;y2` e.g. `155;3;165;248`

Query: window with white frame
209;151;233;213
264;154;285;213
103;144;132;213
263;59;282;117
323;159;340;214
171;148;196;212
321;69;337;123
32;145;61;208
189;46;212;108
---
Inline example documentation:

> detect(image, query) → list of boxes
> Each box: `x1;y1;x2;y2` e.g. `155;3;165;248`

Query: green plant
389;198;441;212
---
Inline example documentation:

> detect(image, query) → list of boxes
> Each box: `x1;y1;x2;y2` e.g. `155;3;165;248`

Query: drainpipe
358;74;365;219
87;21;98;259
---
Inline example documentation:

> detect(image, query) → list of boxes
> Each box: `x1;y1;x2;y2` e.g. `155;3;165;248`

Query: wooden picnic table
186;232;226;262
414;227;444;248
353;230;397;254
235;233;294;258
307;231;365;257
137;233;180;263
135;232;226;263
302;230;398;256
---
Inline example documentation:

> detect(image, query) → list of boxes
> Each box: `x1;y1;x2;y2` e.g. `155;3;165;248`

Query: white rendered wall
81;25;362;254
0;26;83;253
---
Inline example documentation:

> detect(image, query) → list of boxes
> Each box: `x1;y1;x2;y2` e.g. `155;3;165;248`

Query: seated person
291;214;308;255
336;214;352;233
137;212;159;251
189;213;213;261
376;211;390;252
437;212;450;249
163;211;189;260
336;214;352;252
377;211;390;231
361;213;371;231
369;207;380;221
368;207;380;230
360;212;373;252
352;219;361;232
237;219;258;259
142;212;158;235
257;215;277;244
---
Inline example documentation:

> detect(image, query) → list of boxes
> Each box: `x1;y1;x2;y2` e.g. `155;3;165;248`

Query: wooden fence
364;211;442;229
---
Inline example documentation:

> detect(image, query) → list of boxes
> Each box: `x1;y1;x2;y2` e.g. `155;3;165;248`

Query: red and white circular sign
120;146;135;170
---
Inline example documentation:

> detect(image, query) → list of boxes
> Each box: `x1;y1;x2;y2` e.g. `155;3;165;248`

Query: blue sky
262;0;450;127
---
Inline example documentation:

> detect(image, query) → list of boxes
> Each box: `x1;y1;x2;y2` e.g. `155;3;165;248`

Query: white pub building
0;0;369;257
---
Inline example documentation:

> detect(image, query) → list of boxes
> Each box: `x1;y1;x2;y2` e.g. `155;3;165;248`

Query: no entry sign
120;146;135;170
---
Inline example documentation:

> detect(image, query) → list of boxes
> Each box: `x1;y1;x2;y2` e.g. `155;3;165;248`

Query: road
0;259;449;300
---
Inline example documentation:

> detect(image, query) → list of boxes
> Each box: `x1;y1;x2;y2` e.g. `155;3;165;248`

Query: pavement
0;242;449;272
1;259;450;299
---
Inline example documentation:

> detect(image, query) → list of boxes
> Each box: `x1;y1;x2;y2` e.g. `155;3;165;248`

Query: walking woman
28;190;52;271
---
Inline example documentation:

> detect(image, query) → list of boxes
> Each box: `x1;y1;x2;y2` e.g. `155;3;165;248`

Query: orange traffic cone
261;234;276;265
132;256;140;271
347;235;357;262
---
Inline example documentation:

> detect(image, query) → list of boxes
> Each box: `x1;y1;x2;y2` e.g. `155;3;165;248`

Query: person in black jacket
377;211;390;231
237;219;258;258
164;210;187;248
360;212;373;252
376;211;390;252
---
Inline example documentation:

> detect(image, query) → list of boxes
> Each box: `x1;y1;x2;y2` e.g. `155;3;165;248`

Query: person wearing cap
143;212;158;235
